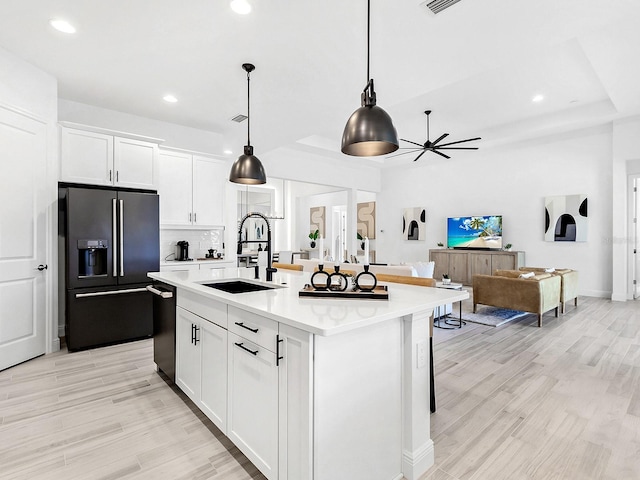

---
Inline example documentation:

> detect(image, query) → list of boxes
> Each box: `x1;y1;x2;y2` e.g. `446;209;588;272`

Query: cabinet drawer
177;289;227;329
228;306;278;352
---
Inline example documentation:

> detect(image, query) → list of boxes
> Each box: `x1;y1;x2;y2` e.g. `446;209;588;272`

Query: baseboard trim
402;440;434;480
50;336;60;353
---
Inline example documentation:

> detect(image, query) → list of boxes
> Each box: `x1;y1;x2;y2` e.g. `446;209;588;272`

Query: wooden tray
298;284;389;300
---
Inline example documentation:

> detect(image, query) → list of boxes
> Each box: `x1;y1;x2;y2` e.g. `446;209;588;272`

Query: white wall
59;99;224;154
612;116;640;300
376;125;613;298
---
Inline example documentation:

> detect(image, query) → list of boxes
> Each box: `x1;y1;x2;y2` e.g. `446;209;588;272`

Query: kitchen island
148;267;468;480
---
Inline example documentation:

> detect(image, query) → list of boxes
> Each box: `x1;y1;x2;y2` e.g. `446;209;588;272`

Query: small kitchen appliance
177;241;190;261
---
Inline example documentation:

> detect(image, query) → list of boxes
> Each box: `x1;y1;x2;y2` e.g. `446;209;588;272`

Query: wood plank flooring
0;340;266;480
0;295;638;479
424;295;640;480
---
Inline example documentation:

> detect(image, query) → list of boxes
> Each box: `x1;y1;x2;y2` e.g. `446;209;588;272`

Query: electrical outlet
417;340;427;369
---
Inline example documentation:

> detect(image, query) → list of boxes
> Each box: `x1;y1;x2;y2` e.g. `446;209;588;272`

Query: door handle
119;199;124;277
75;287;148;298
112;198;117;277
145;285;173;298
36;264;48;271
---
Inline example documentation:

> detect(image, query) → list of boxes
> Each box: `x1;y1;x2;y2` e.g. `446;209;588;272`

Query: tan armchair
519;267;578;313
472;270;561;327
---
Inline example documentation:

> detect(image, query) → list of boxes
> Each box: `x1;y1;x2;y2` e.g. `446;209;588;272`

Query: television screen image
447;215;503;249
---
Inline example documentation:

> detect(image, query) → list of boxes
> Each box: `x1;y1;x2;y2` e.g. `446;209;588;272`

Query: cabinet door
114;137;158;189
60;127;113;186
470;253;492;277
278;325;313;480
228;332;278;480
492;253;516;272
158;150;193;225
200;320;228;432
449;252;468;284
192;156;226;226
430;251;449;280
175;308;201;402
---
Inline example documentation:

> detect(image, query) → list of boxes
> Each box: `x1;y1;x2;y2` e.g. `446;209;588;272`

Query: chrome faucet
237;212;277;281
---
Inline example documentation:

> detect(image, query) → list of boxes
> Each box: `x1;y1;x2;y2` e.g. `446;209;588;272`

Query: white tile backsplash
161;228;225;261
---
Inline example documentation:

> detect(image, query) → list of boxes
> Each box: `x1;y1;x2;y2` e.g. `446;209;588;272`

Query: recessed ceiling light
532;94;544;103
50;18;76;34
224;149;233;155
163;94;178;103
230;0;252;15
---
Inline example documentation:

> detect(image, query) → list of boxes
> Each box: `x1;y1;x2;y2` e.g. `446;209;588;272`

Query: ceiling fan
388;110;481;161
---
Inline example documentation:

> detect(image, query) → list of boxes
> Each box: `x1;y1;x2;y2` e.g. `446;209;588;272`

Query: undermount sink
202;280;278;294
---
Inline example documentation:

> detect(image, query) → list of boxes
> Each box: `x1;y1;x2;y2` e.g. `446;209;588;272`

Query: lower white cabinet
176;306;227;432
175;290;313;480
227;332;279;480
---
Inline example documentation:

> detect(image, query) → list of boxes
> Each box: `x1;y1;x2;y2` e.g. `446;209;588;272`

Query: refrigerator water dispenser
78;239;107;277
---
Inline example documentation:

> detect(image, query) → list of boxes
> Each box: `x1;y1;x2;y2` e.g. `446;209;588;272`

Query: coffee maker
176;241;190;261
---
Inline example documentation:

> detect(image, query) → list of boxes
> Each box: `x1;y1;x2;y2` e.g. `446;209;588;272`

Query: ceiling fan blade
400;138;426;148
436;146;479;150
436;137;481;147
431;133;449;146
431;149;451;159
413;150;428;162
386;149;423;159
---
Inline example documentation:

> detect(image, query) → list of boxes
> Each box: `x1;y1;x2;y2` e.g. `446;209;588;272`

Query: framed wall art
544;194;588;242
403;207;426;241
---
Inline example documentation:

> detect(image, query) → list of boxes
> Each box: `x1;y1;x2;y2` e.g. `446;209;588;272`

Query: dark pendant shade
229;62;267;185
341;104;399;156
229;145;266;184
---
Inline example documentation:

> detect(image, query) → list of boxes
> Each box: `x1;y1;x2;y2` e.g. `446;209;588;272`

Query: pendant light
341;0;399;157
229;63;267;184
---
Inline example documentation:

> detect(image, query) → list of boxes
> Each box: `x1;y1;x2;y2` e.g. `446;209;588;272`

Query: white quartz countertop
149;267;469;336
160;258;233;266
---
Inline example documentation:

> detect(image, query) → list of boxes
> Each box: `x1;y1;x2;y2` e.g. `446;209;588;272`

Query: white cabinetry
227;307;281;480
158;148;227;227
60;124;159;189
176;292;228;432
174;291;313;480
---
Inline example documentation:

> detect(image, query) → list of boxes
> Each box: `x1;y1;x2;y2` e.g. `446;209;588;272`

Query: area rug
462;306;530;327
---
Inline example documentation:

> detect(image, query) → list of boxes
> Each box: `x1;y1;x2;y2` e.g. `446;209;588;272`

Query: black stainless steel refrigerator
62;186;159;351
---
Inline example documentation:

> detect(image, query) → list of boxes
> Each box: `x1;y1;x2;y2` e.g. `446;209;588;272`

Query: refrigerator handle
112;198;118;277
119;199;125;277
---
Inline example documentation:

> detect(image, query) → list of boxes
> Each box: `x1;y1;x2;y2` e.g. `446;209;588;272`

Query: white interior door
0;106;47;371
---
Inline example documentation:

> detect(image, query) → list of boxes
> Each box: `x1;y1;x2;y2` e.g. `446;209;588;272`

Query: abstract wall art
544;194;588;242
403;207;426;241
310;206;325;236
357;202;376;239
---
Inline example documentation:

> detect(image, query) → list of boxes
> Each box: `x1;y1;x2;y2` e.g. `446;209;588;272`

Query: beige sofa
472;270;561;327
519;267;578;313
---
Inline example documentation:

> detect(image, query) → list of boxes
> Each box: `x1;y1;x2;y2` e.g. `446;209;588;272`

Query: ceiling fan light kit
229;63;267;185
388;109;481;161
341;0;399;157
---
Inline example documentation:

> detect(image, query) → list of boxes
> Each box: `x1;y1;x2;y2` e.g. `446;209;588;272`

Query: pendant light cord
246;70;251;147
366;0;370;83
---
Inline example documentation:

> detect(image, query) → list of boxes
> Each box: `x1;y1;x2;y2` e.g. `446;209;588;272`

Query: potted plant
442;273;451;285
309;229;319;248
503;243;512;251
437;242;444;248
357;232;365;250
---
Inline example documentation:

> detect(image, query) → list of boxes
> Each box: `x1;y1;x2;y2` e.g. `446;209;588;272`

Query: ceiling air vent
423;0;463;14
231;114;248;123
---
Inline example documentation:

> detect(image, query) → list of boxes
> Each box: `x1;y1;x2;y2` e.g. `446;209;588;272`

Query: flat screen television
447;215;503;250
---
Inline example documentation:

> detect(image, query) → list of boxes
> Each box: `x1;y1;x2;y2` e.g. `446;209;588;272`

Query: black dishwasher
147;282;176;383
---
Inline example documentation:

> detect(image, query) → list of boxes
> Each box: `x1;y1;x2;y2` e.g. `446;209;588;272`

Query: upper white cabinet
158;148;227;227
60;124;160;189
